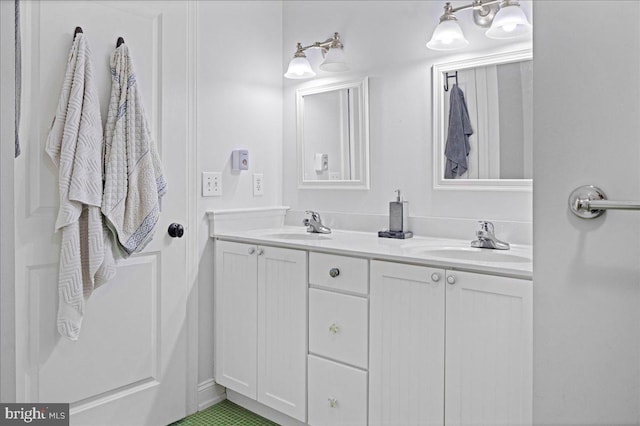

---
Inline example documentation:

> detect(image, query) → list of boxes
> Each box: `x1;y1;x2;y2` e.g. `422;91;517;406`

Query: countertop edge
212;232;533;281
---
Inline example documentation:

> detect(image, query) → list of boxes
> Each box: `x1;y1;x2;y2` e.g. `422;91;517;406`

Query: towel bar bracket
569;184;640;219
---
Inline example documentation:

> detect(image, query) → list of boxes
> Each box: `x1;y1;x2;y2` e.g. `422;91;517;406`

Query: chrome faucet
471;221;510;250
303;210;331;234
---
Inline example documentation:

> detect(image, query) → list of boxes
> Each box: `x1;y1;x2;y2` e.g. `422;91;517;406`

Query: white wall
0;0;17;403
195;0;283;389
282;1;533;235
533;1;640;424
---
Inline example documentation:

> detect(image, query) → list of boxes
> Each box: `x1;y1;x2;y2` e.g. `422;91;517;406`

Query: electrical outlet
329;172;341;180
202;172;222;196
253;173;264;196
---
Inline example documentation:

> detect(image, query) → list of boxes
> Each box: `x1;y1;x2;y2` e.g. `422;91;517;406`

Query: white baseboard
198;379;226;411
227;390;307;426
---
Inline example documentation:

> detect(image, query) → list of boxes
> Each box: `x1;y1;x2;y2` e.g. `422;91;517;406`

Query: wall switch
202;172;222;196
253;173;264;196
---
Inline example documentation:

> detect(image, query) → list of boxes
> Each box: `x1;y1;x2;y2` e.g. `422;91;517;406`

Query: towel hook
444;71;458;92
116;37;125;48
74;26;83;39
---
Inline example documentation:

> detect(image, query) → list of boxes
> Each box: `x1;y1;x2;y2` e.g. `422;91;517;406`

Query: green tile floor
169;400;279;426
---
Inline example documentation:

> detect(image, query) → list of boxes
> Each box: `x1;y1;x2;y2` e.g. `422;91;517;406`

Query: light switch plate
202;172;222;196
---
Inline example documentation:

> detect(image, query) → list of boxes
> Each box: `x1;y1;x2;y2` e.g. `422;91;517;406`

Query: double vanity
209;19;534;426
209;212;532;426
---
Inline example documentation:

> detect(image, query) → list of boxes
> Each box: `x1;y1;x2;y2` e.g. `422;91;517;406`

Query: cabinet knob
329;268;340;278
248;247;256;255
431;273;441;282
329;323;339;334
257;248;264;256
328;397;338;408
447;275;456;285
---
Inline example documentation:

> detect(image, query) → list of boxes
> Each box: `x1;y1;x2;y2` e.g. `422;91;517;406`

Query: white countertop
213;226;532;280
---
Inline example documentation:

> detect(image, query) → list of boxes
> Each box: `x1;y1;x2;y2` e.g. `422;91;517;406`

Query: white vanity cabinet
444;270;532;426
307;252;369;426
369;261;446;426
370;260;532;426
214;240;307;422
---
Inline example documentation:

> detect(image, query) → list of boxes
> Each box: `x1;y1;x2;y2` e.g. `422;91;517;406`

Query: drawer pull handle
328;397;338;408
329;268;340;278
256;248;264;256
447;275;456;285
329;323;339;334
431;273;441;282
248;247;255;255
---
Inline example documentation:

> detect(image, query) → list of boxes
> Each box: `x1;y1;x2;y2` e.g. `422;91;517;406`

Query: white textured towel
45;33;116;340
102;44;166;257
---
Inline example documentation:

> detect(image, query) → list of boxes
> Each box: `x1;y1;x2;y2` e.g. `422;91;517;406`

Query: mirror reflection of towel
444;84;473;178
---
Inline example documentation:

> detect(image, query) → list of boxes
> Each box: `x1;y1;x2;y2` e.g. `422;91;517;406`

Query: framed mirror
432;49;532;191
296;77;370;189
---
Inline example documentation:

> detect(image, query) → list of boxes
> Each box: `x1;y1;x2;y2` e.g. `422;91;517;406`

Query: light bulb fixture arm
294;32;344;55
449;0;501;14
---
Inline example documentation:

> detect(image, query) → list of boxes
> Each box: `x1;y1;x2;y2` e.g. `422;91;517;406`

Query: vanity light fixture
427;0;532;51
284;32;349;79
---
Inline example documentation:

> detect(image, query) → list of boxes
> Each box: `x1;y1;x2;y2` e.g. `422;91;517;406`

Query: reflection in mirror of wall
296;78;370;190
433;49;532;191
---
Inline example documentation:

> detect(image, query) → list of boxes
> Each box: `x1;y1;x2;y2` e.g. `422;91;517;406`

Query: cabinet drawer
309;252;368;295
309;288;368;369
308;355;368;426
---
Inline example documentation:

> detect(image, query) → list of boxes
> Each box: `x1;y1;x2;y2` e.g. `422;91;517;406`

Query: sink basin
263;232;331;241
418;247;531;263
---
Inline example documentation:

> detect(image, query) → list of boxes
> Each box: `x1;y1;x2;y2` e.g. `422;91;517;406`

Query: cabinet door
257;246;308;422
214;241;258;399
369;261;445;426
445;271;532;426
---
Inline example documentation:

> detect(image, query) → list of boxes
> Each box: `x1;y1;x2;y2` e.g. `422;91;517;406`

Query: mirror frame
296;77;370;190
432;48;533;191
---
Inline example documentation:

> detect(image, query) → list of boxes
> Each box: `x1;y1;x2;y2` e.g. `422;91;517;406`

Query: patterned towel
45;33;116;340
102;43;166;257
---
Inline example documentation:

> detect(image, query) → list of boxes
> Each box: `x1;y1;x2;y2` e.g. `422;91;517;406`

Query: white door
257;245;307;422
214;240;258;399
14;1;189;425
369;260;445;426
445;271;532;426
533;2;640;424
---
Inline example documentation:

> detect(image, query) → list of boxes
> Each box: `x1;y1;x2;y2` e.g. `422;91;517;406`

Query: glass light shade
426;19;469;51
485;4;532;39
284;56;316;79
319;47;349;72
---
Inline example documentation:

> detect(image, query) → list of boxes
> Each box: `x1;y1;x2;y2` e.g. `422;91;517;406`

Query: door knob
168;223;184;238
447;275;456;285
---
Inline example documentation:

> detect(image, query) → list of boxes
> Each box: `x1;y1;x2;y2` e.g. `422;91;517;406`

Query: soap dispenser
378;189;413;239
